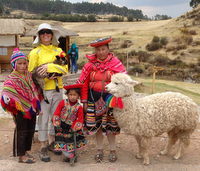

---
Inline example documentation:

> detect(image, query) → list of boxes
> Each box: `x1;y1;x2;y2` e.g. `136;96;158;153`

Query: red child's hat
90;37;112;47
63;83;83;90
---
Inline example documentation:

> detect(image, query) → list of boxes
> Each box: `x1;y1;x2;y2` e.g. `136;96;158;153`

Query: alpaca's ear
128;79;139;86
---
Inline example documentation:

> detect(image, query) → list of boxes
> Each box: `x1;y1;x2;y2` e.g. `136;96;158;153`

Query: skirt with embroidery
54;121;87;152
85;89;120;135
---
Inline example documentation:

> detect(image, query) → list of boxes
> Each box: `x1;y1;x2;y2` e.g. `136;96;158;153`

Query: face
15;59;28;74
95;45;109;61
67;90;80;103
39;29;53;45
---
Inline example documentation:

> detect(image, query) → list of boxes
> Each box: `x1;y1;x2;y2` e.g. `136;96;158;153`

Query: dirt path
0;117;200;171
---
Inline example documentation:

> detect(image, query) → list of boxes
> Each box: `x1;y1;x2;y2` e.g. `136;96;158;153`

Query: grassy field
134;76;200;104
19;17;200;105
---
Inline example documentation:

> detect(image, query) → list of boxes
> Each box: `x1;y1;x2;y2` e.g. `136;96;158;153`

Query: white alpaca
106;73;199;165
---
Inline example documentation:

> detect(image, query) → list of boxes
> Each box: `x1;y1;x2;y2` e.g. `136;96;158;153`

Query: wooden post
126;51;129;71
0;64;1;74
152;71;156;94
151;66;165;94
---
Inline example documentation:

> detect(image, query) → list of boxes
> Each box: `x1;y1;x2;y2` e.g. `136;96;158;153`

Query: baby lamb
106;73;199;165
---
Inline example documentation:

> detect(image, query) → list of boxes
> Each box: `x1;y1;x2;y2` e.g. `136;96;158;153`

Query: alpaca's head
106;73;138;97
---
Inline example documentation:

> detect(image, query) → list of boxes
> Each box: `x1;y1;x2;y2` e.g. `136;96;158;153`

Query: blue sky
65;0;192;17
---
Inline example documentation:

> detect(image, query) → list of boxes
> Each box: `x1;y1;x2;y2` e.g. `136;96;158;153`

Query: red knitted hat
63;83;83;90
90;37;112;47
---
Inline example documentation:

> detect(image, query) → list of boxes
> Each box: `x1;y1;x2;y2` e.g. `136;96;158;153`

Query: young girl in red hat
52;83;86;165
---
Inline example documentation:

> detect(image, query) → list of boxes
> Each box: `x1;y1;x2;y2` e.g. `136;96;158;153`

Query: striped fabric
1;71;41;119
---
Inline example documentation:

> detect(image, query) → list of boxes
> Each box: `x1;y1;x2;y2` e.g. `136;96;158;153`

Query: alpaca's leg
135;135;142;159
140;137;151;165
160;129;178;155
173;130;191;160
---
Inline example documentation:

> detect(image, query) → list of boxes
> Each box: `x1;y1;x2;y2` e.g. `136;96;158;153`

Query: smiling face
95;44;109;61
15;59;28;74
39;29;53;45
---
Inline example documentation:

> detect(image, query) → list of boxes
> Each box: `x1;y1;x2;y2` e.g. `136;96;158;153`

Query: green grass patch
133;77;200;104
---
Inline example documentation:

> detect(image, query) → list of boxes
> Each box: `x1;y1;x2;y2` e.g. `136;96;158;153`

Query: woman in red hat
77;37;126;162
52;83;86;165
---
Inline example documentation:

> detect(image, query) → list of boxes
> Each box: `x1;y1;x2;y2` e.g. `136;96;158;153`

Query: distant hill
0;0;145;19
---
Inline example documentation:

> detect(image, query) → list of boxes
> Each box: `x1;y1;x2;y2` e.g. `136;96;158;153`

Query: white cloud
131;2;191;17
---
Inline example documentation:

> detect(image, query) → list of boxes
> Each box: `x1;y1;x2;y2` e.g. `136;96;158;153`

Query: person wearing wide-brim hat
77;36;126;162
28;23;68;162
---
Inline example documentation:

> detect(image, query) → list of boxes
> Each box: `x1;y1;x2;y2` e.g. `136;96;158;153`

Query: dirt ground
0;117;200;171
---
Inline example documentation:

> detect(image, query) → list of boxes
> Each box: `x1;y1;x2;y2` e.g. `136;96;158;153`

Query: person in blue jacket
68;43;79;74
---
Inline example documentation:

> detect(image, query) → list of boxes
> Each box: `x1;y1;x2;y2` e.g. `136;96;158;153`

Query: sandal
25;152;35;161
108;150;117;163
94;149;104;162
19;156;35;164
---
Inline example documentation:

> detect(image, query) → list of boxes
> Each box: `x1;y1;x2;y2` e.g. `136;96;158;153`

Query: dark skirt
54;121;87;152
13;112;36;156
85;89;120;135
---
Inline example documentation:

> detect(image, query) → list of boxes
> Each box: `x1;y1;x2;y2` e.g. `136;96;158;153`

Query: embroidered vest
60;99;80;125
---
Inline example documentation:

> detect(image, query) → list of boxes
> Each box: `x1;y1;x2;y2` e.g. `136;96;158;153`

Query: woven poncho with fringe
1;71;41;119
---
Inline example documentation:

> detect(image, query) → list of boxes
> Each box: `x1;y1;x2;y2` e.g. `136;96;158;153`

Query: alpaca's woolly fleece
106;73;199;137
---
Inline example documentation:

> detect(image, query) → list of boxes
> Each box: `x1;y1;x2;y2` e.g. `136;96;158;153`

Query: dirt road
0;117;200;171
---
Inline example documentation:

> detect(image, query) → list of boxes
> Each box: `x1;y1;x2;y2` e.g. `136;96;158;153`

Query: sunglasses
39;29;53;35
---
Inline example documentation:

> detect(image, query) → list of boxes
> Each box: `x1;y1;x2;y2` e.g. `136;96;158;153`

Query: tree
127;15;134;21
190;0;200;8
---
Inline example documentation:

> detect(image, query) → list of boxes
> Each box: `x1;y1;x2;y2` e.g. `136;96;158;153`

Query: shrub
150;55;169;66
120;40;132;48
127;15;134;22
182;35;193;45
87;14;96;22
146;42;161;51
128;65;144;74
137;51;152;62
168;58;184;66
152;36;160;43
189;29;197;35
160;37;168;46
108;16;124;22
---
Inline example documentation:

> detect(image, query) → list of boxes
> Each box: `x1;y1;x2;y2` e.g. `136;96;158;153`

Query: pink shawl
78;53;126;83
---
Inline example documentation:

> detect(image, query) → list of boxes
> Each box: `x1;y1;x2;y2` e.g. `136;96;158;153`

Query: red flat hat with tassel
90;37;112;47
63;83;83;90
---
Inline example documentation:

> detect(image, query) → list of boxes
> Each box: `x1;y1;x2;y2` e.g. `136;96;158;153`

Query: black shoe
54;151;62;155
48;142;54;152
39;147;50;162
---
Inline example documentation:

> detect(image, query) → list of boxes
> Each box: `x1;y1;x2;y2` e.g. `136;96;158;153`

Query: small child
52;83;86;165
1;48;41;163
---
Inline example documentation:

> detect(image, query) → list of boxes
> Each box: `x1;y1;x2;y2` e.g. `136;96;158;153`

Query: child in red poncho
1;48;41;163
52;83;86;165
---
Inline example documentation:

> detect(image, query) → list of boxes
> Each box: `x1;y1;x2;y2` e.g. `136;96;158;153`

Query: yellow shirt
28;44;68;90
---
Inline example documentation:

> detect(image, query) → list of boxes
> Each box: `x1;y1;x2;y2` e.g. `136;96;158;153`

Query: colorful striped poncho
1;71;41;119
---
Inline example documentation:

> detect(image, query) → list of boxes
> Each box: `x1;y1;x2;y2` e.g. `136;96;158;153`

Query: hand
83;103;88;114
37;64;48;77
52;115;61;127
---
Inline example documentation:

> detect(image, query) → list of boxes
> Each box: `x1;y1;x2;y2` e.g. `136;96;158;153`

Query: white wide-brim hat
33;23;61;46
